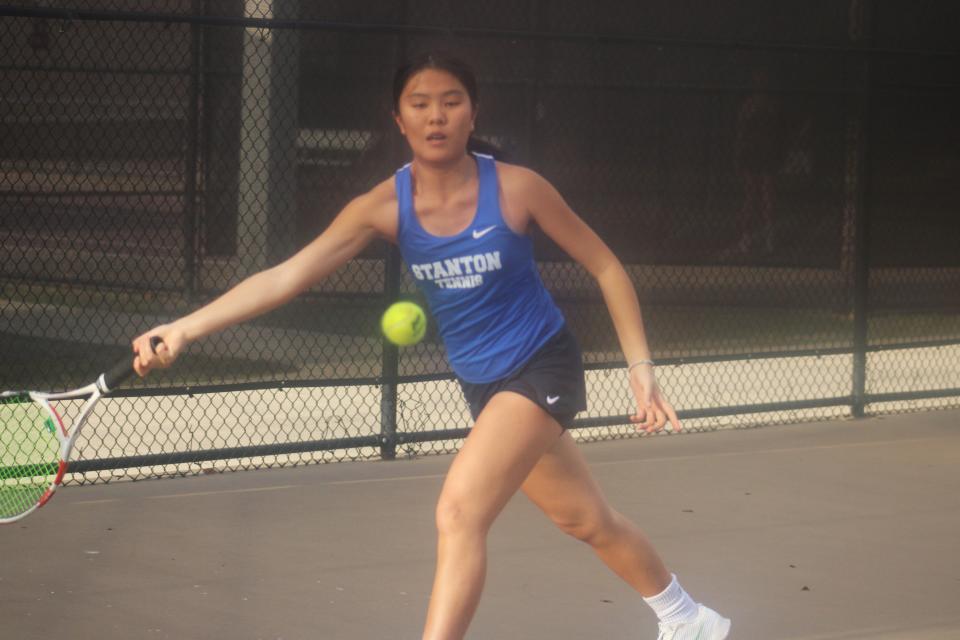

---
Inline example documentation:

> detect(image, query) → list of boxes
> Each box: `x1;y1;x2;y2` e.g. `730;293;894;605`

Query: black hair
392;51;507;161
392;51;478;111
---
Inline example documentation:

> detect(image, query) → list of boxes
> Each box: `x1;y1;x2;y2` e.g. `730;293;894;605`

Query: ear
393;111;406;136
470;104;479;132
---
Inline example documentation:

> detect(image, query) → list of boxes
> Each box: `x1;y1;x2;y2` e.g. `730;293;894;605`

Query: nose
428;103;446;124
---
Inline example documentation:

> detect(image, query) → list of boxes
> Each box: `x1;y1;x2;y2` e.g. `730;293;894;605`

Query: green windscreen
0;394;60;520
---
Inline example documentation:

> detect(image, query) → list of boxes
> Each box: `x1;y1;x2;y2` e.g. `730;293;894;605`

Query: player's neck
410;153;476;201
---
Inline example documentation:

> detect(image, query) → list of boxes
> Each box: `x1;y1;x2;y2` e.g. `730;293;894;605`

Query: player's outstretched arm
508;166;681;434
133;187;393;376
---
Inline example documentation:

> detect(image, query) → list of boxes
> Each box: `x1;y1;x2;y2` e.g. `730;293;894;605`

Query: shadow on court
2;409;959;639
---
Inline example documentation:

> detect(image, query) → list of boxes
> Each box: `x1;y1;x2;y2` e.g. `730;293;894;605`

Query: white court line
146;484;300;500
73;485;300;505
325;473;445;486
69;474;445;506
68;433;955;505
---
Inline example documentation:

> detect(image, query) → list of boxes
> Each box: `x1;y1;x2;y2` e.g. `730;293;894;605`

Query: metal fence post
182;4;203;300
851;0;875;418
379;7;408;460
380;243;401;460
851;135;871;418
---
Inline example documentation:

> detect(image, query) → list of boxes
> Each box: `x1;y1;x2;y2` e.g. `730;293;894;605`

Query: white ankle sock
642;574;699;624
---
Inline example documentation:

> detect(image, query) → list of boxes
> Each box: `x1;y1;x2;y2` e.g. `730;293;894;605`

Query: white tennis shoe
656;604;731;640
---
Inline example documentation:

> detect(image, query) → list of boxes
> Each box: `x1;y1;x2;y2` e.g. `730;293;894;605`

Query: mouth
426;132;447;144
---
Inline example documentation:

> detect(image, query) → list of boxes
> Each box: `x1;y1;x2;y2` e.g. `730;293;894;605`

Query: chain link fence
1;1;958;484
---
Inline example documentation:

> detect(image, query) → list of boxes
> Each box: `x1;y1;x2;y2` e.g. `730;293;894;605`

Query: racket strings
0;396;60;519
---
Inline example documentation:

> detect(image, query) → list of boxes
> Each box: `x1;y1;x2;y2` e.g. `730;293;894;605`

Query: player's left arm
505;165;680;433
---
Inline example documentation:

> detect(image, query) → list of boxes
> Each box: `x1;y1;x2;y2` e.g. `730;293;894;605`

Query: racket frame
1;374;113;523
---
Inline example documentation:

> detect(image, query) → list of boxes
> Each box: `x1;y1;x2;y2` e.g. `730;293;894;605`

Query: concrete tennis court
2;409;959;639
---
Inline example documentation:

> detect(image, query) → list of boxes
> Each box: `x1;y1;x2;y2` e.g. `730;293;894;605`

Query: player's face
394;69;476;164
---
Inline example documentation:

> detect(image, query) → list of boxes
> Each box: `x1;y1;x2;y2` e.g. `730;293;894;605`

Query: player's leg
422;391;563;640
521;431;731;637
520;430;671;595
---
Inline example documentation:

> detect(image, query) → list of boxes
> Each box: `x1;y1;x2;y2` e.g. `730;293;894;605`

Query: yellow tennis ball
381;301;427;346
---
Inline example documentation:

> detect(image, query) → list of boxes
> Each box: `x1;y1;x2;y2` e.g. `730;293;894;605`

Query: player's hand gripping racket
0;337;161;523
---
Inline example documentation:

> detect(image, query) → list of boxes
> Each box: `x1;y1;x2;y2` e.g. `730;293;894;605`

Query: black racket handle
103;336;163;391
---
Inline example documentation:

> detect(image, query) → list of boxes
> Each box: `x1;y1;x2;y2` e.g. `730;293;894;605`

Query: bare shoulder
495;161;610;272
495;161;549;199
344;175;399;241
352;175;396;212
495;161;565;226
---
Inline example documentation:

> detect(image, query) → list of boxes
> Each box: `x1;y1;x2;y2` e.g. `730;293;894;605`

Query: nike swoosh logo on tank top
472;225;496;239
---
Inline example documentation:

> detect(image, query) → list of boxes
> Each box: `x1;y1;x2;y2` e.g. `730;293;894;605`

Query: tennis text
410;251;502;289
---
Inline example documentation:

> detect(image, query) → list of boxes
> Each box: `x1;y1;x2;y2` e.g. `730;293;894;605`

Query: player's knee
554;506;618;546
435;495;486;537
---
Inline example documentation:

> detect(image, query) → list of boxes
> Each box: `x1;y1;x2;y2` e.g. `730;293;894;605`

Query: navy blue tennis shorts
458;325;587;430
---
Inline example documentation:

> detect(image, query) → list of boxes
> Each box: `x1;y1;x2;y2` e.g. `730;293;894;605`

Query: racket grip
103;336;163;391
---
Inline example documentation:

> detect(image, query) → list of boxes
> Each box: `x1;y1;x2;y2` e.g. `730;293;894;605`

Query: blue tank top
395;153;566;383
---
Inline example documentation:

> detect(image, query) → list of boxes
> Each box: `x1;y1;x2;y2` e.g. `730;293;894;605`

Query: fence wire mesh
1;1;957;484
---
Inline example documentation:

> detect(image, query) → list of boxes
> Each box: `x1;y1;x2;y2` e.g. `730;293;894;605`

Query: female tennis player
132;52;731;640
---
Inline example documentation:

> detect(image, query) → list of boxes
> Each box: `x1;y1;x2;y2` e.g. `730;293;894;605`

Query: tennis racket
0;337;160;523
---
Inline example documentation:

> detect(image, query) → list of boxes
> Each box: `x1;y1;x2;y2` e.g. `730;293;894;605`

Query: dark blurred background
0;1;957;473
